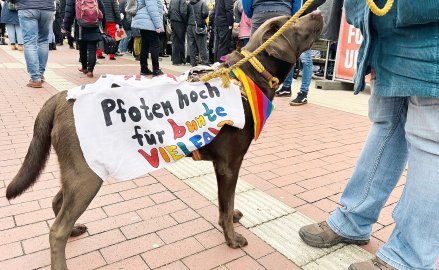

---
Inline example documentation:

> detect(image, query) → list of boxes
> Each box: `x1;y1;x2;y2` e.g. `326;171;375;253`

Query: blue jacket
131;0;164;32
15;0;55;11
1;1;20;24
242;0;301;18
345;0;439;97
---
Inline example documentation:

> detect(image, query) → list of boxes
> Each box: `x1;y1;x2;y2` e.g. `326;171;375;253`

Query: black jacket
187;0;208;26
213;0;233;27
63;0;106;41
119;0;131;30
102;0;122;25
168;0;188;23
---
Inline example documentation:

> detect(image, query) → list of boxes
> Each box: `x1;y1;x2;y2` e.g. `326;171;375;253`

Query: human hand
156;28;161;33
116;24;120;31
228;25;232;30
120;13;124;20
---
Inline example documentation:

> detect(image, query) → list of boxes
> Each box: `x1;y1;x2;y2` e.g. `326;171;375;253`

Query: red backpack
75;0;104;28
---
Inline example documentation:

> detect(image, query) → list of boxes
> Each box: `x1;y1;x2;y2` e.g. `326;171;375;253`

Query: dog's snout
310;10;322;20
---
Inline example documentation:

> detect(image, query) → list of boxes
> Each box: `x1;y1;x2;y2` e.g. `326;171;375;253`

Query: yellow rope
201;0;394;87
366;0;394;16
200;0;315;87
241;50;265;73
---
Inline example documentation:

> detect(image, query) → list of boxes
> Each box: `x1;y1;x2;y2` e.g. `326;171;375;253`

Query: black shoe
97;55;105;59
152;69;164;76
159;53;169;57
275;86;292;97
140;69;153;75
290;91;308;106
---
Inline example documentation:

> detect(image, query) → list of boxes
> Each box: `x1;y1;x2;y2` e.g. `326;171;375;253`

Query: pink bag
75;0;103;28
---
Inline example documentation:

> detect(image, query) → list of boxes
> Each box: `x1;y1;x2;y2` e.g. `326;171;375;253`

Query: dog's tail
6;94;58;200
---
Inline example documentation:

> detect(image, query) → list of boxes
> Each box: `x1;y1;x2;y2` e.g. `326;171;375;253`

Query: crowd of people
1;1;438;269
0;0;314;104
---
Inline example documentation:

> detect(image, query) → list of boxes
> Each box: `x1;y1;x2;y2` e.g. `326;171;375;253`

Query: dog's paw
233;209;243;223
227;233;248;248
70;224;87;237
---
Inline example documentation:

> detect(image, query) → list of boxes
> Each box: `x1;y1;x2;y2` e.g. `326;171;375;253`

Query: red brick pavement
0;45;412;269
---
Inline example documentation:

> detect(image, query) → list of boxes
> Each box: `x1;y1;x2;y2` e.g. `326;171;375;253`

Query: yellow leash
367;0;394;16
200;0;394;87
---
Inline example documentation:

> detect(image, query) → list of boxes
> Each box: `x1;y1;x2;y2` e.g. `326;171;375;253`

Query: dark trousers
78;40;98;72
140;29;160;72
170;21;186;64
53;18;63;44
187;25;208;66
214;26;232;62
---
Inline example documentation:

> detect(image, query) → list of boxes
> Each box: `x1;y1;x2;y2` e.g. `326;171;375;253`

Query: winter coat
15;0;55;11
131;0;164;32
168;0;188;23
63;0;106;41
242;0;300;18
119;0;131;30
187;0;208;26
213;0;233;27
345;0;439;96
0;0;20;25
102;0;121;25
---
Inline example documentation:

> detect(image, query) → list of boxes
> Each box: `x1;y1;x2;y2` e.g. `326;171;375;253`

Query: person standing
15;0;55;88
213;0;233;62
117;0;132;55
299;1;439;269
187;0;208;66
96;0;122;60
168;0;188;65
63;0;105;77
0;0;23;51
132;0;164;76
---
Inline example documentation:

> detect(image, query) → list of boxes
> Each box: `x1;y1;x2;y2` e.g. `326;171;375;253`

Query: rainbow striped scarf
232;68;274;140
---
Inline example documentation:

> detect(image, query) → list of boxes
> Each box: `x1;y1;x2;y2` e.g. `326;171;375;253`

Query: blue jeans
5;24;23;44
283;50;313;92
327;95;439;270
118;30;132;53
18;9;54;82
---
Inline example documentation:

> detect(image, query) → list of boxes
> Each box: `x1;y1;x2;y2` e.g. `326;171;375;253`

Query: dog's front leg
214;159;248;248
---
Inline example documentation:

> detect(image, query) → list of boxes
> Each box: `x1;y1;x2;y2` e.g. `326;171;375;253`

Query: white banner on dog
67;73;245;181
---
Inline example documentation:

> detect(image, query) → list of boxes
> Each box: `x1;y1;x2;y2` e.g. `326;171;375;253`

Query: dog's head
246;11;324;64
228;11;323;96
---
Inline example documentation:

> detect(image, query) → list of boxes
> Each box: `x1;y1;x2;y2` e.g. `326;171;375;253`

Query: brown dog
6;12;323;270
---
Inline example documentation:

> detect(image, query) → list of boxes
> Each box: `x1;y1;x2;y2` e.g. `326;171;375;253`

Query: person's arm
112;0;122;26
62;0;75;30
99;0;106;27
242;0;253;18
145;0;162;30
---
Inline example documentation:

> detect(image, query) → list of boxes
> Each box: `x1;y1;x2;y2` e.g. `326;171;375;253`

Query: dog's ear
261;16;298;63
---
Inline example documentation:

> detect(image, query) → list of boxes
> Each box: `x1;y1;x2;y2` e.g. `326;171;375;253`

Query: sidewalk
0;44;405;270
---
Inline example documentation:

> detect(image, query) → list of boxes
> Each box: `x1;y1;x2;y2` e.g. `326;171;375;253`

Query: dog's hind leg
214;159;248;248
49;174;102;270
52;189;88;237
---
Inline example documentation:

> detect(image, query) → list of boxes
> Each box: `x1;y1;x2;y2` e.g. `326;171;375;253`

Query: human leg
5;24;17;46
37;10;54;78
195;32;208;65
105;22;117;59
187;25;198;66
290;50;313;105
139;30;151;74
78;40;87;71
86;41;97;74
375;96;439;270
18;9;41;82
15;24;24;46
300;95;409;246
118;30;131;53
146;30;161;74
171;21;185;64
